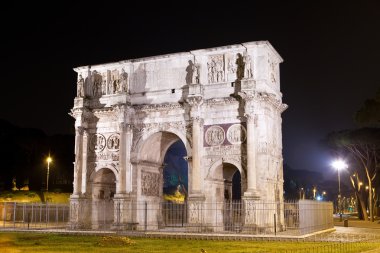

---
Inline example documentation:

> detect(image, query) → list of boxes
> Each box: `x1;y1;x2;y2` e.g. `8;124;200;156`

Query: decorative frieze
94;152;119;161
135;103;183;112
205;97;239;106
205;145;245;156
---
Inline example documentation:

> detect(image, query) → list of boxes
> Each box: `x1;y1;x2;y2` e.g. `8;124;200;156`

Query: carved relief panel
91;70;103;98
107;134;120;151
141;171;160;196
268;54;277;84
205;126;225;146
204;123;246;147
89;133;120;162
226;54;237;81
226;124;247;144
207;55;225;83
90;134;106;152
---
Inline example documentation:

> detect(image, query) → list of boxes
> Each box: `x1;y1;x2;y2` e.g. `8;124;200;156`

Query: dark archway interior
232;171;241;200
92;168;116;200
223;163;241;200
163;140;188;197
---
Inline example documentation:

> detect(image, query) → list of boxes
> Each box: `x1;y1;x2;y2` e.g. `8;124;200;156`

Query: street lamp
46;156;52;192
331;159;348;221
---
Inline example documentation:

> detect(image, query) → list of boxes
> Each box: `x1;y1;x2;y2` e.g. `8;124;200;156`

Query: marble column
243;114;259;198
73;127;83;195
191;117;202;195
117;123;126;194
125;124;133;193
81;130;89;195
115;123;133;194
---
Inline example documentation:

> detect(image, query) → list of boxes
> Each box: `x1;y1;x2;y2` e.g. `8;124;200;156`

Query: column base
112;195;139;230
187;193;205;231
68;196;91;230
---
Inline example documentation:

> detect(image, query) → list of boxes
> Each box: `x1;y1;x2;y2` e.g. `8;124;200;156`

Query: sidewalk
334;215;380;229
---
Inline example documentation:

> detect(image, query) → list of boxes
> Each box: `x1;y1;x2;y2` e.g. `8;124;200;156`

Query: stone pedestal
187;195;205;232
242;196;260;233
68;195;91;229
111;194;137;230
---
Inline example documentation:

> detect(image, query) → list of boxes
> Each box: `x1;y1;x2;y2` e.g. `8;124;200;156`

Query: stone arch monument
69;41;287;231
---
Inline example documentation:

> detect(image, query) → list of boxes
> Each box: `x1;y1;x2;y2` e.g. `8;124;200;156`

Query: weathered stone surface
70;41;287;231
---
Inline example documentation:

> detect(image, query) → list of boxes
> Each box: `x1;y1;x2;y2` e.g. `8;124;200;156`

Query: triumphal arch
69;41;287;231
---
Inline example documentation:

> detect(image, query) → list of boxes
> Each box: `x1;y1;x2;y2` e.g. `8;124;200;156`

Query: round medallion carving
227;124;247;144
205;125;225;146
90;134;106;152
107;134;120;151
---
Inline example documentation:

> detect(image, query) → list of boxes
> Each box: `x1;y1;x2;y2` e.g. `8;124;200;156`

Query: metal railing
109;199;333;235
0;200;333;236
0;202;69;229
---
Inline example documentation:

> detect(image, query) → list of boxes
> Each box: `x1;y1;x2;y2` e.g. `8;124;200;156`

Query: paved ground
2;215;380;242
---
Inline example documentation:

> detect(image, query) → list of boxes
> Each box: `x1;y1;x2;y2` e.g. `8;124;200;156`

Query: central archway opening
138;131;188;228
163;140;188;202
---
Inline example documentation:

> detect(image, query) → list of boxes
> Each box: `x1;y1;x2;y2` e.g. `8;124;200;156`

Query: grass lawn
1;232;379;253
0;191;70;204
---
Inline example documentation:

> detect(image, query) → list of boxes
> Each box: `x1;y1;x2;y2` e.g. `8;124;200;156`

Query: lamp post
46;156;52;192
331;159;347;221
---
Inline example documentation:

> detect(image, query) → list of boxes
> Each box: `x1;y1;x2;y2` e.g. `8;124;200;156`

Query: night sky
1;1;379;181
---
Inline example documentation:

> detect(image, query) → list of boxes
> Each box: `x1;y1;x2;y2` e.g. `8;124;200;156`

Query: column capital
186;96;203;107
191;116;204;125
75;126;84;135
83;128;89;137
244;113;257;125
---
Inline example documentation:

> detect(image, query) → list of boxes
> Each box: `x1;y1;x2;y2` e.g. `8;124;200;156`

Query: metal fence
0;200;332;235
109;199;333;235
0;202;69;229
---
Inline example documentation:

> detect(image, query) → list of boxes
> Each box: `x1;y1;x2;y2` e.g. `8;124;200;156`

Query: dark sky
1;1;379;178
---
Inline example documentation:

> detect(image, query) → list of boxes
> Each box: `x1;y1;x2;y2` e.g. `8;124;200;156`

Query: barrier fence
0;202;69;229
98;199;333;235
1;200;333;235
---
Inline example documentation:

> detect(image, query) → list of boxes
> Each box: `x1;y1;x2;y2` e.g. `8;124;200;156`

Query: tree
326;128;380;221
350;171;368;220
355;88;380;127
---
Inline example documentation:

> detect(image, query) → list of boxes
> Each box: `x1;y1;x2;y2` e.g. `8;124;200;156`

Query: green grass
0;191;70;204
0;232;379;253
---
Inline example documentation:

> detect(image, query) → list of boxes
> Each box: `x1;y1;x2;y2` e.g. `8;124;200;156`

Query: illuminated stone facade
69;41;287;231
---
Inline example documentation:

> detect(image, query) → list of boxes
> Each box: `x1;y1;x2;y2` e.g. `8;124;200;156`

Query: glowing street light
312;186;317;200
46;156;52;192
331;159;348;221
